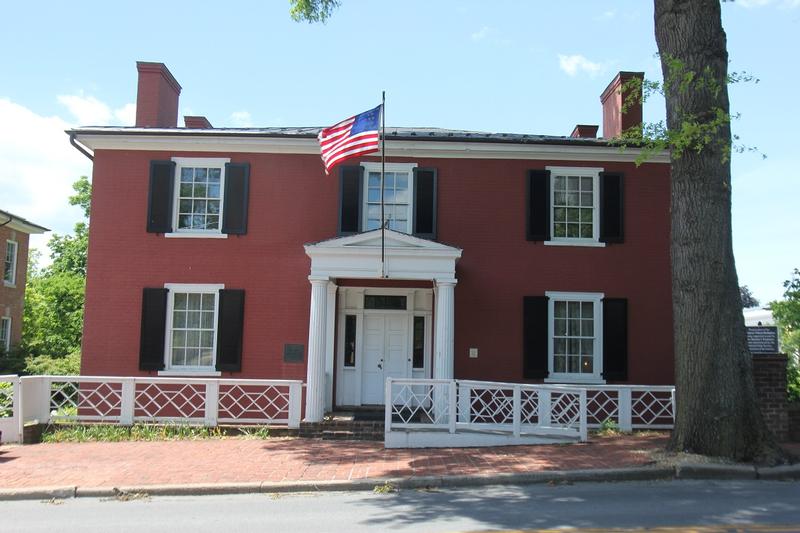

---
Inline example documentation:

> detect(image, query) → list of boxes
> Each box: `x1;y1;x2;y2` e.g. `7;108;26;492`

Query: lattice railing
18;376;303;428
0;379;15;419
549;384;675;430
388;378;588;441
0;375;20;444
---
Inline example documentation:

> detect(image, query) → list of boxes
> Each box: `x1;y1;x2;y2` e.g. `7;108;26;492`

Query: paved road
2;480;799;532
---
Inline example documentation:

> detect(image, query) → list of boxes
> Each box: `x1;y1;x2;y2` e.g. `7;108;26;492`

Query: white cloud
557;54;606;77
0;98;93;258
596;9;616;20
56;93;135;126
471;26;492;41
230;111;253;127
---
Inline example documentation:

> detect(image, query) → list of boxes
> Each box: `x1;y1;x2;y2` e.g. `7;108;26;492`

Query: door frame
335;287;432;407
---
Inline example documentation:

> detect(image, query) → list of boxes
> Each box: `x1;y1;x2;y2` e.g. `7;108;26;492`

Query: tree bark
654;0;781;461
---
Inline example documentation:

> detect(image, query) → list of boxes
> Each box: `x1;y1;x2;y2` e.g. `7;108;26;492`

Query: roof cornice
69;129;670;164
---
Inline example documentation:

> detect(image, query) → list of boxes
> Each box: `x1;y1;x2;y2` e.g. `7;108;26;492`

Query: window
364;295;407;310
0;317;10;352
412;316;425;369
362;162;416;233
343;315;356;367
173;158;229;234
4;240;17;286
547;292;603;381
548;167;600;244
164;284;223;371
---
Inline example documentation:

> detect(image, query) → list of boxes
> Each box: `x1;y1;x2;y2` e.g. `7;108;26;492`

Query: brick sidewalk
0;433;666;489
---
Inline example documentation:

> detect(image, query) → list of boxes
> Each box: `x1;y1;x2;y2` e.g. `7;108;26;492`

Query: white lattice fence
552;385;675;430
0;375;20;443
17;376;303;429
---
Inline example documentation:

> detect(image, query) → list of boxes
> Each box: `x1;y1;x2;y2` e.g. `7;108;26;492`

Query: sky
0;0;798;303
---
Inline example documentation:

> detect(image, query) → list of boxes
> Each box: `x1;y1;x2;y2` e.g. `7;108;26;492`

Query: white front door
361;314;410;404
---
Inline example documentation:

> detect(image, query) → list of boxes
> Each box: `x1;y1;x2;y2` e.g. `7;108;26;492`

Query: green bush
0;349;80;376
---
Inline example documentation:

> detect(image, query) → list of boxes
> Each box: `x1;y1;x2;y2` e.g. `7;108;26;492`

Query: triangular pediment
306;229;461;253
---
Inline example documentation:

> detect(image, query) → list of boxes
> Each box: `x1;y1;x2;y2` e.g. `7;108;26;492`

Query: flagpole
380;91;386;278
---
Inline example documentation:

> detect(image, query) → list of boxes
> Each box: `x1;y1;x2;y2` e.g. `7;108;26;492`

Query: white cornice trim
73;133;670;163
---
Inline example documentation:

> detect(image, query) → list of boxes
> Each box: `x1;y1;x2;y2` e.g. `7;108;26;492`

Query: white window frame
0;316;10;352
166;157;230;239
545;291;605;384
361;162;417;234
4;240;18;286
160;283;224;376
544;166;605;248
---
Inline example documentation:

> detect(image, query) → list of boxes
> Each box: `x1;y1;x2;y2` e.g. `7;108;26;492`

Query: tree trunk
654;0;781;461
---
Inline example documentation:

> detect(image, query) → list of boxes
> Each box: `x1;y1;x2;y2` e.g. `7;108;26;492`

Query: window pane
188;294;201;310
208;184;220;198
581;176;593;191
553;207;566;223
554;301;567;318
396;173;408;189
568;301;580;318
554;355;566;373
554;338;566;355
580;223;593;238
172;330;186;348
208;168;221;182
174;293;187;310
579;208;592;222
553;176;565;190
581;356;593;373
384;173;394;188
201;311;214;329
368;173;380;186
568;338;580;356
186;330;200;347
173;311;186;328
200;331;214;348
368;188;380;202
554;318;567;336
581;319;594;336
581;339;593;355
580;193;593;207
185;348;200;366
567;176;580;191
567;356;579;373
199;349;214;367
181;168;193;181
364;295;407;310
554;223;566;237
413;316;425;369
554;192;566;205
567;319;580;336
344;315;356;367
567;208;579;222
180;183;193;196
566;192;579;206
567;224;579;238
195;168;207;181
193;184;207;197
172;348;185;366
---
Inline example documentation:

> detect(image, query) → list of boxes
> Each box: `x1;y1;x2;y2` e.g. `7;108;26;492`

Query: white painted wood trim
73;132;671;163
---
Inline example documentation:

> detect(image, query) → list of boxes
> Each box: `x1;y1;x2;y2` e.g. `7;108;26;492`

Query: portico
303;229;462;422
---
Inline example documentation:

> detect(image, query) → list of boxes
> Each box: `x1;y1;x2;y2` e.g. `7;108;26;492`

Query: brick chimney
135;62;182;128
600;71;643;139
184;116;213;129
570;124;599;139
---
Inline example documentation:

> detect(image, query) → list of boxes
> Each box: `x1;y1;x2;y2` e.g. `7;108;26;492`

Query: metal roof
0;208;49;233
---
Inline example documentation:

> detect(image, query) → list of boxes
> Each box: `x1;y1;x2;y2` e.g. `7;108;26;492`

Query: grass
40;423;271;443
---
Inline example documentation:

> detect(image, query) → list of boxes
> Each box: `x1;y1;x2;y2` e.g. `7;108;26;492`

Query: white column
305;277;329;422
433;279;456;380
324;282;337;411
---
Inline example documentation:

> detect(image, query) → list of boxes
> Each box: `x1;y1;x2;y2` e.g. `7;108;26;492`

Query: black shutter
523;296;549;379
216;289;245;372
413;167;437;239
602;298;628;381
338;165;363;235
147;161;175;233
222;162;250;235
139;288;168;371
600;172;624;243
526;170;550;241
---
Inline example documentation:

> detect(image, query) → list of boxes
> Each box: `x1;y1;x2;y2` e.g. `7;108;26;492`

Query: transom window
4;240;17;286
362;162;416;233
364;295;407;310
547;292;603;381
173;158;229;233
165;285;222;370
548;167;600;243
0;317;10;352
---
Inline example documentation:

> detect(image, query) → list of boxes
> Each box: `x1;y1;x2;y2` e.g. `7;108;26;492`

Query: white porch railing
385;378;675;448
0;375;21;444
2;375;303;442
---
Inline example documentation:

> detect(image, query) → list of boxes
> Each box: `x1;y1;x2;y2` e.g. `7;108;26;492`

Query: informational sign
746;326;779;354
283;343;305;363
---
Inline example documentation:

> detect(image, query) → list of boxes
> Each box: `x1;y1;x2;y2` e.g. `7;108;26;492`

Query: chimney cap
184;116;213;129
136;61;182;94
600;71;644;104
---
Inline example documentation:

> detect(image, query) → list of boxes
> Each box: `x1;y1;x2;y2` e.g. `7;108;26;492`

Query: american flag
318;104;382;174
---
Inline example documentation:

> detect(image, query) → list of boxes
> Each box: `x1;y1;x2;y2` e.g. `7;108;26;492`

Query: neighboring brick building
0;210;48;353
70;63;674;422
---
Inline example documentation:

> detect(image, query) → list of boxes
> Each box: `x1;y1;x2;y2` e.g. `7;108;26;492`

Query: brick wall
0;226;30;349
789;402;800;442
752;354;789;442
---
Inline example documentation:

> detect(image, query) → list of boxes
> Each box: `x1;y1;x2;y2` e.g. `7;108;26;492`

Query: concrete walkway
0;433;665;489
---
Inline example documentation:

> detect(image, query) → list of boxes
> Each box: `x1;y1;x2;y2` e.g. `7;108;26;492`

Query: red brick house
0;210;48;353
69;62;673;422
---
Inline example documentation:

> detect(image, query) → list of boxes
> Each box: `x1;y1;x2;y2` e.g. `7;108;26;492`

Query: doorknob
378;358;383;370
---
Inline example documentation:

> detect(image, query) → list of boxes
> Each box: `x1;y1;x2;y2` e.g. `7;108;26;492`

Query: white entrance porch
303;229;462;422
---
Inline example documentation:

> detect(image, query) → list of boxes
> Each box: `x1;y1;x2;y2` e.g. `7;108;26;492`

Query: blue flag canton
350;105;381;135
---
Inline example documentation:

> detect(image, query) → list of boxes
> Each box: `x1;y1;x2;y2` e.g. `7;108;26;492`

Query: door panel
361;315;385;404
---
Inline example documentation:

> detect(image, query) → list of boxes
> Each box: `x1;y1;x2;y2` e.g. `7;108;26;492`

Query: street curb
1;464;795;502
757;464;800;480
675;463;757;480
0;466;676;501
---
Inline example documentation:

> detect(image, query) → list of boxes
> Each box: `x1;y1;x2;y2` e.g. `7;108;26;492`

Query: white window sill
545;377;606;385
3;281;16;288
165;232;228;239
158;370;222;377
543;240;606;248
